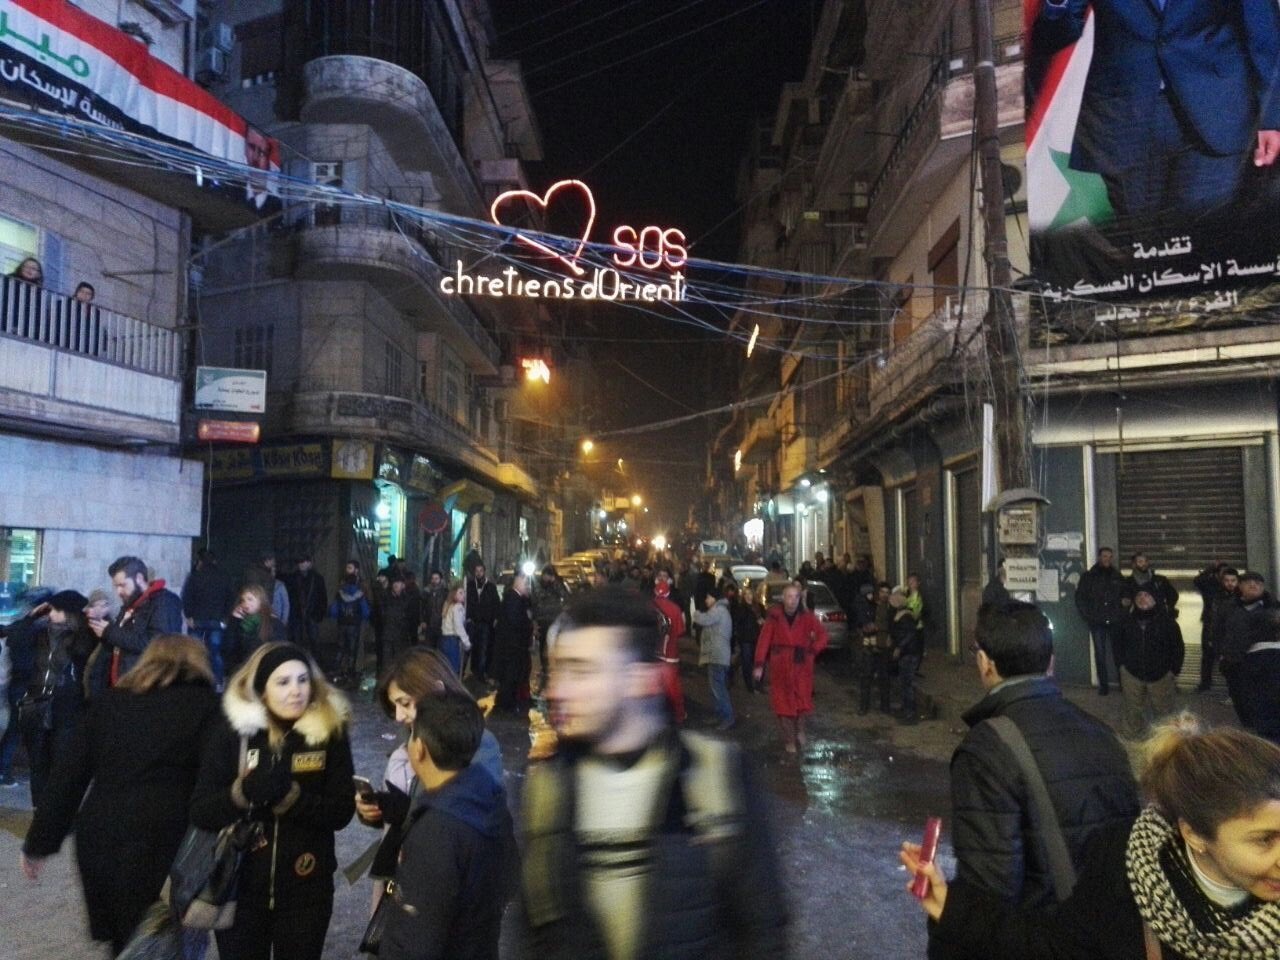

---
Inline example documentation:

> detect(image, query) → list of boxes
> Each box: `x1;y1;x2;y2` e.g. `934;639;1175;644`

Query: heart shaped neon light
490;179;596;277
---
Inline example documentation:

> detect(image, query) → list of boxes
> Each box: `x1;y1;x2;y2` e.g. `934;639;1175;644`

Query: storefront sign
260;443;327;478
407;455;438;493
210;447;255;482
194;366;267;413
196;419;260;443
331;440;374;480
0;0;281;208
440;179;688;302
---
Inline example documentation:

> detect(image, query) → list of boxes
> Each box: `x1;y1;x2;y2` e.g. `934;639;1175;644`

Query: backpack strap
985;716;1077;902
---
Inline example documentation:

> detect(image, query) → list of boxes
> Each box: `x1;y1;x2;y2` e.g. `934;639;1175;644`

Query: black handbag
359;880;397;955
168;737;263;930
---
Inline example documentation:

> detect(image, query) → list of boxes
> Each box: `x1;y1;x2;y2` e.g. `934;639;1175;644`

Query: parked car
756;579;848;650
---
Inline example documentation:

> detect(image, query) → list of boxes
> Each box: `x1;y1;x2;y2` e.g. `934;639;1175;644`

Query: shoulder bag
168;736;264;930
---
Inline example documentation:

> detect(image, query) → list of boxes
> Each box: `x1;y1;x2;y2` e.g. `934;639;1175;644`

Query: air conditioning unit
196;47;228;84
199;23;234;53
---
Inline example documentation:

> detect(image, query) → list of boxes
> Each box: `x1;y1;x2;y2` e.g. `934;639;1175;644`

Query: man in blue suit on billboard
1033;0;1280;221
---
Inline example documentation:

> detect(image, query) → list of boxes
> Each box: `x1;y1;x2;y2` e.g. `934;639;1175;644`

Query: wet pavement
0;656;965;959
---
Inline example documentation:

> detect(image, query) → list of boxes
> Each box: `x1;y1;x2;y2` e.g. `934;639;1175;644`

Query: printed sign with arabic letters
0;0;281;211
1026;0;1280;322
194;366;267;414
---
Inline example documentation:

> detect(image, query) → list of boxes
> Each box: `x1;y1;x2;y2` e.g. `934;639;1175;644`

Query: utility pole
971;0;1029;491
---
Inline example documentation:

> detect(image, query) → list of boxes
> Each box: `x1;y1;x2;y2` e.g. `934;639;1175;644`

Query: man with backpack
928;601;1138;960
329;570;370;682
522;587;788;959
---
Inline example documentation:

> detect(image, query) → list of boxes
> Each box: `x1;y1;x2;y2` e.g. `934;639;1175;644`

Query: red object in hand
911;817;942;900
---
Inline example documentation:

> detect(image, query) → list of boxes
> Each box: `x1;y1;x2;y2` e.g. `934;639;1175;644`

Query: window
384;338;404;397
443;353;465;424
238;15;283;87
311;162;343;226
0;528;42;623
418;360;431;403
0;213;38;277
233;323;274;372
929;220;961;314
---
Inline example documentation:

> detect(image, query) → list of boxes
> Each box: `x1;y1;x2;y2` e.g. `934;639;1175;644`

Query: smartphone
352;775;375;800
911;817;943;900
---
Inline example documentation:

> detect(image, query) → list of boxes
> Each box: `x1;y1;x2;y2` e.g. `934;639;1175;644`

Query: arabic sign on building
194;366;267;414
0;0;280;207
1025;1;1280;314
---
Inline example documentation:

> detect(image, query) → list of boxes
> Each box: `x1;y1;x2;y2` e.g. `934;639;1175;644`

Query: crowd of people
2;540;1278;960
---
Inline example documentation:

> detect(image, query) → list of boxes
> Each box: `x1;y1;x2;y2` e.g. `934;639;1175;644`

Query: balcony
868;294;985;420
739;416;781;465
781;435;818;490
301;56;481;211
0;278;182;443
866;44;1022;257
293;207;500;372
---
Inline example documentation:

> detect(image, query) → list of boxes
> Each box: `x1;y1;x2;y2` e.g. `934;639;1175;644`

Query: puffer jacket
931;677;1139;960
693;599;733;666
190;675;355;910
1116;607;1184;682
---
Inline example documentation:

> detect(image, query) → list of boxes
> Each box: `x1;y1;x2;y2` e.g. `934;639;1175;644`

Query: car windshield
765;581;838;607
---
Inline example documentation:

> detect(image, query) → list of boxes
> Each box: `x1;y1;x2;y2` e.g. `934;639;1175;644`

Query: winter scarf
1126;807;1280;960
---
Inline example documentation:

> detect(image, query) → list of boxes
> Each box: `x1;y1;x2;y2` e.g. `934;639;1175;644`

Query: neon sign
440;179;688;302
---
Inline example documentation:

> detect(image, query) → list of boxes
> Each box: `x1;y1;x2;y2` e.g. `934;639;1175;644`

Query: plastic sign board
441;179;688;303
197;419;260;443
194;366;267;413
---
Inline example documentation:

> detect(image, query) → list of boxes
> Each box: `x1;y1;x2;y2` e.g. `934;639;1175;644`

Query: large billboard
1026;1;1280;313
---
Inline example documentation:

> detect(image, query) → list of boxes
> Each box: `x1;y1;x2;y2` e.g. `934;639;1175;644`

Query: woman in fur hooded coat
191;642;355;960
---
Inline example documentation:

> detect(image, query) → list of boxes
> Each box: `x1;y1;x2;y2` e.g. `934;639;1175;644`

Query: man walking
88;556;183;693
181;548;235;686
1115;584;1184;738
466;564;500;685
652;570;687;724
523;586;788;959
753;582;829;754
929;601;1138;960
692;587;734;730
1073;547;1126;694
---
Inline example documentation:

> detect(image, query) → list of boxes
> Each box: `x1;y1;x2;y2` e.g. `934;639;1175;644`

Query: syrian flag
1025;1;1113;232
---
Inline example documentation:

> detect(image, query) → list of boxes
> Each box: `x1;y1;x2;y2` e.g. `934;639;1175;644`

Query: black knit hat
252;643;311;694
47;590;89;614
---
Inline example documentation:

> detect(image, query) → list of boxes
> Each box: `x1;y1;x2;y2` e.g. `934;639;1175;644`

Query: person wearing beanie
191;641;354;960
13;590;96;806
1116;585;1185;739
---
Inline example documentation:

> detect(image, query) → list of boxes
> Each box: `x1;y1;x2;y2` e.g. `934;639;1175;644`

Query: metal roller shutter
1115;447;1247;572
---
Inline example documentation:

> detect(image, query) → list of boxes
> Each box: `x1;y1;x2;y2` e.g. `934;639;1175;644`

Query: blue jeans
190;621;226;687
440;635;463;676
708;664;733;725
1090;624;1118;692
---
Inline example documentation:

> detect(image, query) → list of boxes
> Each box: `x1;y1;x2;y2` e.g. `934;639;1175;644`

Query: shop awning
441;478;495;513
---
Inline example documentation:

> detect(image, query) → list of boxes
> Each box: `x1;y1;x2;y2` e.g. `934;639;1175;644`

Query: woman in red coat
753;582;829;753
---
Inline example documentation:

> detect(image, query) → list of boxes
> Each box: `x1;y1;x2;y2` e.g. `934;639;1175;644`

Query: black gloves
242;757;294;807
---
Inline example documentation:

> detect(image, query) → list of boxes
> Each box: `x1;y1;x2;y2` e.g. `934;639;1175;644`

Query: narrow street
0;653;954;959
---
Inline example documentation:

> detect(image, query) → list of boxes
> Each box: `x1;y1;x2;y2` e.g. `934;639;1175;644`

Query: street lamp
581;439;594;455
631;494;642;507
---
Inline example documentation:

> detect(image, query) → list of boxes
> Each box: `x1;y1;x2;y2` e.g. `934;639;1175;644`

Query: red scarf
109;579;167;686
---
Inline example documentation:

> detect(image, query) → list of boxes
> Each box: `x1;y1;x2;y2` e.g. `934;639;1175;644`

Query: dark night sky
488;0;817;535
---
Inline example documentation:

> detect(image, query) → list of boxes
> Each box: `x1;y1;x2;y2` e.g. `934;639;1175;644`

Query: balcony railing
0;276;181;379
868;293;986;416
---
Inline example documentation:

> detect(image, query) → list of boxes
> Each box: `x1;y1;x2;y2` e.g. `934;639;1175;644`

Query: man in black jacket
88;556;183;694
181;549;235;687
1123;552;1179;615
1192;563;1236;692
1115;586;1184;739
1073;547;1127;694
382;691;514;960
931;601;1138;960
286;555;328;667
1216;570;1279;728
523;586;788;960
466;564;500;685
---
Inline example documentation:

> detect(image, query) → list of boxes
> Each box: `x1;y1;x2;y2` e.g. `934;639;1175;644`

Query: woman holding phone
355;647;502;911
903;712;1280;960
191;642;354;960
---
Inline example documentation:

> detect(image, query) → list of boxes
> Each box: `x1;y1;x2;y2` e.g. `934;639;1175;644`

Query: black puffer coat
930;678;1139;960
190;675;355;912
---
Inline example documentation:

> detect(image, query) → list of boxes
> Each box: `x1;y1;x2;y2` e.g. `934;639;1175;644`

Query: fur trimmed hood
222;673;352;746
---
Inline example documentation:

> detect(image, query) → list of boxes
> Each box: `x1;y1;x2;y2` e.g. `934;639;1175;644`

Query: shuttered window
1115;447;1247;571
